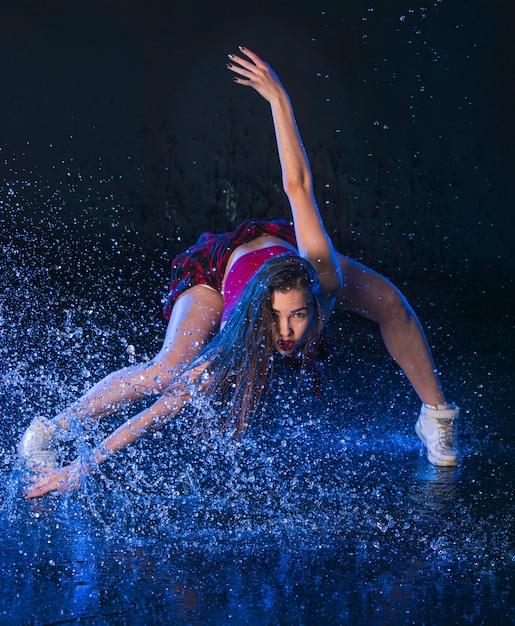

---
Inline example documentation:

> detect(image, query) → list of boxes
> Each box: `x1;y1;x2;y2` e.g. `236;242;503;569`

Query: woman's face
270;288;314;355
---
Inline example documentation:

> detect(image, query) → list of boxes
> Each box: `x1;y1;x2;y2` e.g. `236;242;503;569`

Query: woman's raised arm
227;47;342;301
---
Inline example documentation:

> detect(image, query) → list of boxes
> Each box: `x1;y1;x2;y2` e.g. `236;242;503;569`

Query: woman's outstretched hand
227;47;287;104
25;459;87;498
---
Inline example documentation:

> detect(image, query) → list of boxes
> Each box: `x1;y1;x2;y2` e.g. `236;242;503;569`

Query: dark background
1;10;514;623
1;0;513;287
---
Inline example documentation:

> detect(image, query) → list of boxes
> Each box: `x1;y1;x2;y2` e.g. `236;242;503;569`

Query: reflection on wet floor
409;464;461;512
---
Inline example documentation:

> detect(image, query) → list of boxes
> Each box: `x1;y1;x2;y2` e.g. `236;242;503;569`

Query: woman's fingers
25;462;83;498
26;471;59;498
227;47;270;84
229;47;265;71
228;54;254;73
227;47;285;103
227;62;252;83
237;46;264;66
227;58;256;83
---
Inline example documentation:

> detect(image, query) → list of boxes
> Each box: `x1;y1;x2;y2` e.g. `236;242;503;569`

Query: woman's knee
336;255;414;324
373;284;414;325
141;285;223;393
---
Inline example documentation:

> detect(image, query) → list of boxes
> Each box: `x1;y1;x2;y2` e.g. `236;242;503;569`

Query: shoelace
436;417;457;450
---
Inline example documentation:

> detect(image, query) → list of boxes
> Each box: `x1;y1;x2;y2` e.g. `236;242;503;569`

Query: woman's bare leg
336;254;446;405
54;285;224;427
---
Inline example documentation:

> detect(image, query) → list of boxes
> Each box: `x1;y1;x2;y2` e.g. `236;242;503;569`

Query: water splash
1;183;514;624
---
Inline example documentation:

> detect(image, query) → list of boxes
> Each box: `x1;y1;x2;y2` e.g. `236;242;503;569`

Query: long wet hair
188;254;324;434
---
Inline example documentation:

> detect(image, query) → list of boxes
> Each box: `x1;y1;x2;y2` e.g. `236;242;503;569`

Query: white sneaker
415;403;460;466
17;416;59;468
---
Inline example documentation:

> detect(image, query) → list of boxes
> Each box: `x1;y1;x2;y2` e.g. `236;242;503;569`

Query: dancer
20;48;459;498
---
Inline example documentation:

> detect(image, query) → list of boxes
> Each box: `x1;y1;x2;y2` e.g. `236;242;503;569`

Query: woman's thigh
154;285;224;373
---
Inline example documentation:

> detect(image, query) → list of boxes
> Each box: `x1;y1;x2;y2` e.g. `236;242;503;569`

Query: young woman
19;48;460;498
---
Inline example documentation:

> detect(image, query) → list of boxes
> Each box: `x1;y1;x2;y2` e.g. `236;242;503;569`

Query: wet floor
1;404;513;625
0;249;514;625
